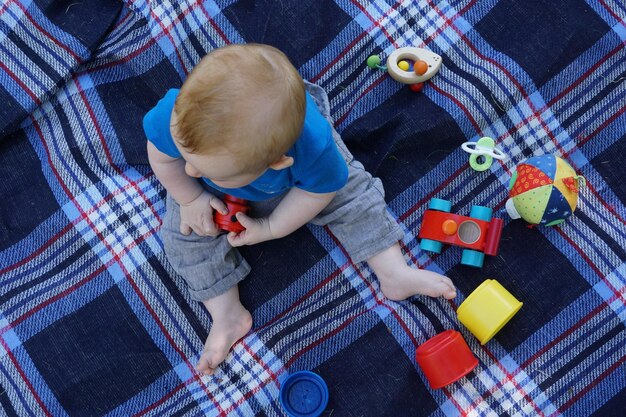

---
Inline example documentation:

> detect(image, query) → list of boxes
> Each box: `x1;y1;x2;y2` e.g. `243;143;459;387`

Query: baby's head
172;43;306;188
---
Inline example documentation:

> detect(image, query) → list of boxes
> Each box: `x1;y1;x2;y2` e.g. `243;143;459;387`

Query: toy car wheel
420;238;443;254
461;249;485;267
429;198;452;212
469;205;493;221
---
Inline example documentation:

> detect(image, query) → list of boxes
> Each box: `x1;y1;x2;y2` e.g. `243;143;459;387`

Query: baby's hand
179;192;228;236
227;213;274;247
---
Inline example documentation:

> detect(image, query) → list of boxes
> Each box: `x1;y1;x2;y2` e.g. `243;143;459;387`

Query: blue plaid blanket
1;1;625;416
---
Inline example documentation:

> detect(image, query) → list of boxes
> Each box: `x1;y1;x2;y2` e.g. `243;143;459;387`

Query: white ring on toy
461;142;507;160
386;47;443;84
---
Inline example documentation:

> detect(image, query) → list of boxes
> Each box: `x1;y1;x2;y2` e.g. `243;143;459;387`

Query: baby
144;44;456;376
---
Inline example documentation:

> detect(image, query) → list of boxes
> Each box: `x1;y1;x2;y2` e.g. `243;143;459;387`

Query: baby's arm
268;188;335;237
227;187;335;246
147;142;227;235
147;141;203;204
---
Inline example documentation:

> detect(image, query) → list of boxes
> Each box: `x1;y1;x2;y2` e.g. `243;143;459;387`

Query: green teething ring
470;153;493;171
461;137;506;172
471;137;494;171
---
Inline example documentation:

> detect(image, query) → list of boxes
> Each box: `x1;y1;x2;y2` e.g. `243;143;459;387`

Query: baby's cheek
185;163;202;178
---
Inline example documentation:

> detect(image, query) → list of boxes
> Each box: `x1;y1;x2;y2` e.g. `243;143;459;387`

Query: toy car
418;198;504;267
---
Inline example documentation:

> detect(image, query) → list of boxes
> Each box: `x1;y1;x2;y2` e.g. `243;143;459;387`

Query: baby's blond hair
174;44;306;174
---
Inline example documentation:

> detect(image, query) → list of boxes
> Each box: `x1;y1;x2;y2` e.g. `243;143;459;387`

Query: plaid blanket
1;0;625;416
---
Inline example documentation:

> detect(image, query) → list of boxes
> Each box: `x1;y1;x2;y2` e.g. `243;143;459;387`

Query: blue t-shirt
143;89;349;201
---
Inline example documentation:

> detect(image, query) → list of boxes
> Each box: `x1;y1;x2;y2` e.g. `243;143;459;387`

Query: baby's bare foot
367;243;456;301
196;307;252;375
197;287;253;375
378;266;457;301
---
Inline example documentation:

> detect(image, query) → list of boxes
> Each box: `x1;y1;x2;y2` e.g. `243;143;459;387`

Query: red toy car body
418;199;504;267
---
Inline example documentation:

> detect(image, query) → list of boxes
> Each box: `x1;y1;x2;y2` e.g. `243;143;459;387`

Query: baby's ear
268;155;294;170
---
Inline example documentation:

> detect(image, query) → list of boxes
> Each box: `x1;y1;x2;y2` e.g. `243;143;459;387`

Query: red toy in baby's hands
214;195;250;233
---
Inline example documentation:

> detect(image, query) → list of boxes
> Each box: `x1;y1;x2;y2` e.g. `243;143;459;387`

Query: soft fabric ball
505;154;585;226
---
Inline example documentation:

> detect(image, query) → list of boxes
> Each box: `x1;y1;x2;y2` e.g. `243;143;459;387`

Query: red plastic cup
415;330;478;389
214;195;250;233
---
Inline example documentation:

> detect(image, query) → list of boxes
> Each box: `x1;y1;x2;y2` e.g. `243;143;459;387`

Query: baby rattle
367;47;442;92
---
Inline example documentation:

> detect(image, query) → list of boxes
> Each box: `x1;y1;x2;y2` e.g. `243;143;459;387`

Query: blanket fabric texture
0;0;625;416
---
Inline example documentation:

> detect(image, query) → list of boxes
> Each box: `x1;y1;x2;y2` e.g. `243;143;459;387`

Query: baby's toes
196;351;217;375
441;281;457;299
441;276;455;288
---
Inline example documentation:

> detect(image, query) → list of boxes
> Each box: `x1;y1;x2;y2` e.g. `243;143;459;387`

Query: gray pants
161;82;404;301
